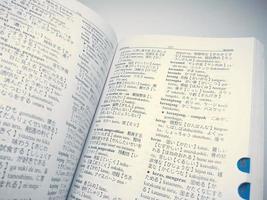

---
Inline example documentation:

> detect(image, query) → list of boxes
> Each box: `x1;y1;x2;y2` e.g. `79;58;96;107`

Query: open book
0;0;264;199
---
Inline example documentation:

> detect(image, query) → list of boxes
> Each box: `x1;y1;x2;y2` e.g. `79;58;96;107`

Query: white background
78;0;267;197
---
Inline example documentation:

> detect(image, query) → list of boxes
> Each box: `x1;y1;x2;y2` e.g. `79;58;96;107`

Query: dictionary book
0;0;264;199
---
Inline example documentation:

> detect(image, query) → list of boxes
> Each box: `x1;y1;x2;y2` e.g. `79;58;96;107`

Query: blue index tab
238;182;250;200
237;157;250;173
237;158;251;199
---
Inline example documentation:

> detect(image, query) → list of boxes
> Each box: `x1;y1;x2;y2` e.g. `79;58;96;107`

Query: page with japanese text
0;0;117;199
69;35;263;200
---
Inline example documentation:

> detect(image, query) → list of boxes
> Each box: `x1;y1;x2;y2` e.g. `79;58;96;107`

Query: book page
69;35;261;199
248;40;264;200
0;0;117;199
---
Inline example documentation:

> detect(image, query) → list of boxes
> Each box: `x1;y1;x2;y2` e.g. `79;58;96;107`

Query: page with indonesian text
69;35;263;200
0;0;117;199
